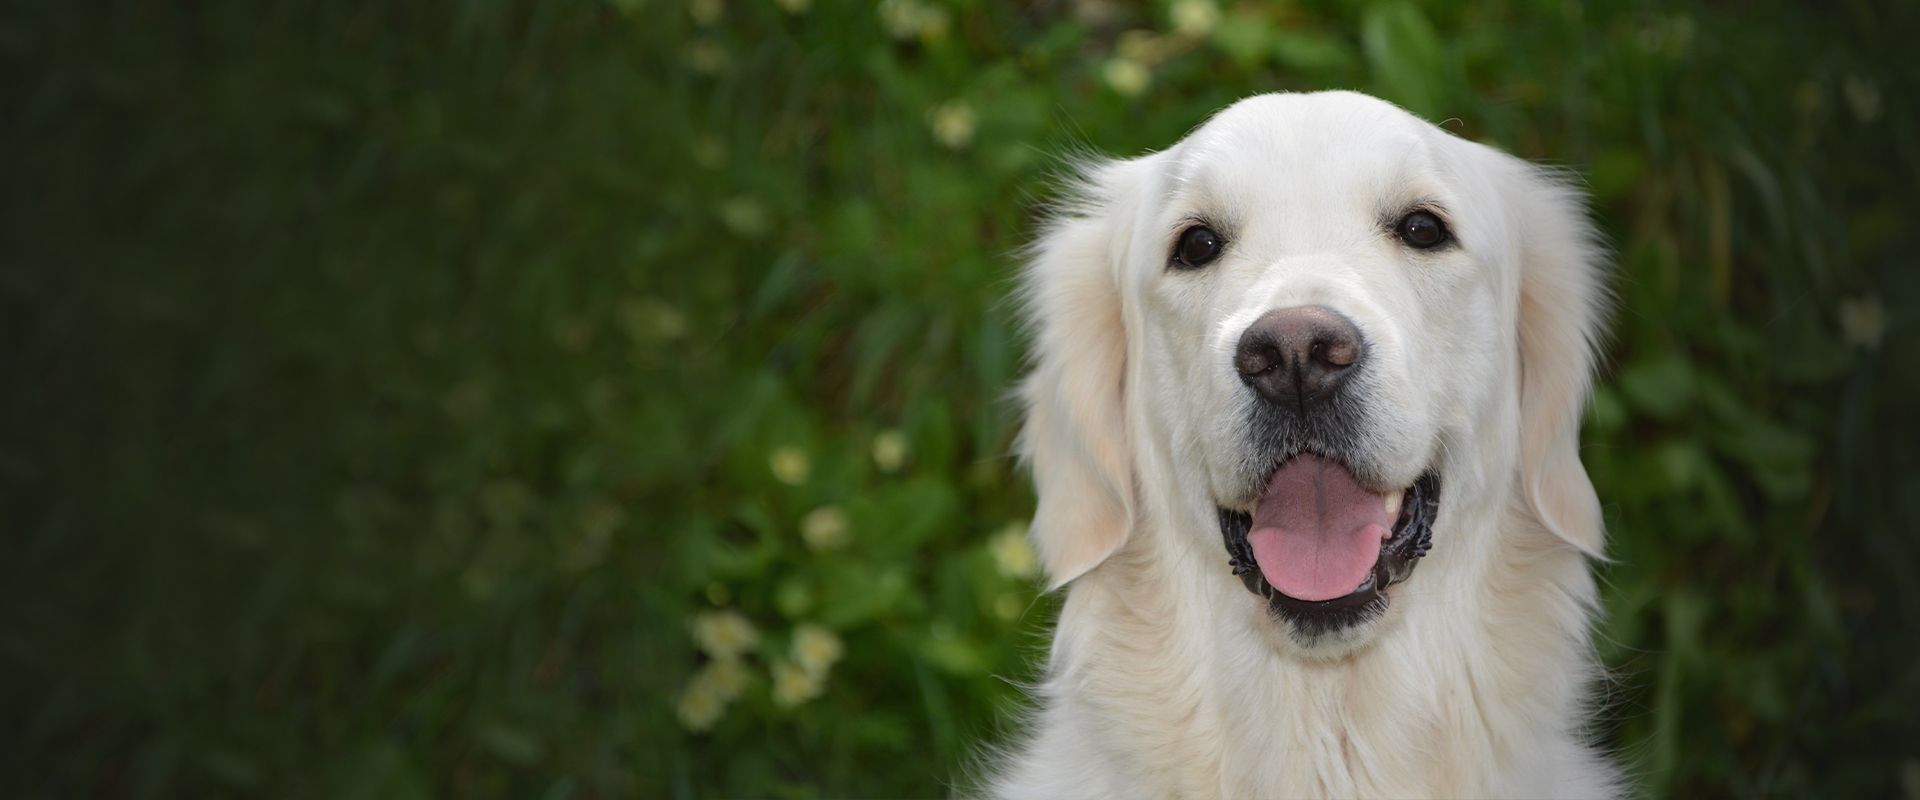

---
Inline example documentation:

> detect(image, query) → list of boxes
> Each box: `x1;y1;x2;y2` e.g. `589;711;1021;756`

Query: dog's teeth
1384;489;1403;516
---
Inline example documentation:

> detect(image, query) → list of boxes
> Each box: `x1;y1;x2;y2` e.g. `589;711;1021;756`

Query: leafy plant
2;0;1913;797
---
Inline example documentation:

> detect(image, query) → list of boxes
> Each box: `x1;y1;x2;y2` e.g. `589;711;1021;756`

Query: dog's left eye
1394;210;1451;249
1173;225;1224;269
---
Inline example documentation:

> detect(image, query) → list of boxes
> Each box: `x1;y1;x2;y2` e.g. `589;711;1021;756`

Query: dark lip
1218;470;1441;638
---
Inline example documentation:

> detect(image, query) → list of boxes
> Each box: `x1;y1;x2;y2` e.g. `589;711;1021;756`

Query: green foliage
2;0;1915;797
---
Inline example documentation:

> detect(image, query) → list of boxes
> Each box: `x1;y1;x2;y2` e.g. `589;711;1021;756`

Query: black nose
1234;305;1367;411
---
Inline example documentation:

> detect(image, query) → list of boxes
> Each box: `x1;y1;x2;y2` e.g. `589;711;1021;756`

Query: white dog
994;91;1620;799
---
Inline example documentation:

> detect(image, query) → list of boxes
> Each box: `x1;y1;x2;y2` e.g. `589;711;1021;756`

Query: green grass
3;0;1916;796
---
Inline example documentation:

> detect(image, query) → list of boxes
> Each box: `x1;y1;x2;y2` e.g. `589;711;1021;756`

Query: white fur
993;92;1620;799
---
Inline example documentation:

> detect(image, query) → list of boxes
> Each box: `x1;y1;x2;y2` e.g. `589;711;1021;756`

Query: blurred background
4;0;1917;796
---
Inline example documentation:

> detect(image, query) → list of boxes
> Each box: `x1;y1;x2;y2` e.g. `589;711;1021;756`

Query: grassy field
4;0;1917;796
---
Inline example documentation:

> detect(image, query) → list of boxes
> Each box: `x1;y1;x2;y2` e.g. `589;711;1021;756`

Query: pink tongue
1248;455;1394;601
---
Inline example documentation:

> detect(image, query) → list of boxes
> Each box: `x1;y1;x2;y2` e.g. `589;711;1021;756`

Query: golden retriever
994;91;1619;798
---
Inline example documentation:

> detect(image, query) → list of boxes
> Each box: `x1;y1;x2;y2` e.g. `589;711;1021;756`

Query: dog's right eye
1173;225;1224;269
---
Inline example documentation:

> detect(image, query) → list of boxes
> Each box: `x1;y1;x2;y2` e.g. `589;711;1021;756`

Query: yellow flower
691;610;759;660
990;521;1038;579
1839;295;1887;349
676;680;726;731
801;506;850;551
769;446;810;486
792;624;844;676
871;428;910;472
770;659;825;707
1103;57;1150;96
1170;0;1219;38
927;102;977;150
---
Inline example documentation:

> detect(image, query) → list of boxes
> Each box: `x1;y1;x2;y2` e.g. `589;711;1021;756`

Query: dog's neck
1025;486;1609;799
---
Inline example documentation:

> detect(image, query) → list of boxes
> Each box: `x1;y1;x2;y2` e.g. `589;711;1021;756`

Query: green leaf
1588;148;1646;204
1271;31;1357;74
1615;352;1696;421
1212;14;1275;69
1361;3;1450;119
816;563;914;627
919;623;989;676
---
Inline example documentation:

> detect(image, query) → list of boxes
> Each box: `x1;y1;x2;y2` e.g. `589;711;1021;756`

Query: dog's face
1135;94;1502;640
1020;92;1607;652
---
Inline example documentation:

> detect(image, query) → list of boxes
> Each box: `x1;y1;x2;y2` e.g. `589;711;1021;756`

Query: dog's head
1018;91;1607;650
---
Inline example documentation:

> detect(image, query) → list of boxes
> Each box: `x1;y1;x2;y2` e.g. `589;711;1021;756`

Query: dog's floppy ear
1506;162;1611;558
1016;158;1146;590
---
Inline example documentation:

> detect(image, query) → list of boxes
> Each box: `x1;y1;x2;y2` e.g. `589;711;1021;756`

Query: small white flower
1071;0;1121;26
692;657;750;701
1103;57;1150;96
792;624;844;676
770;659;825;707
1116;29;1163;63
619;297;688;343
878;0;946;40
676;681;726;731
769;446;810;486
653;307;688;340
990;521;1039;579
692;610;759;660
689;0;723;26
618;295;687;339
871;428;910;472
801;506;850;551
878;0;917;38
1843;75;1882;123
928;102;977;150
1838;294;1887;350
684;39;729;74
917;5;951;40
1170;0;1219;38
719;195;770;237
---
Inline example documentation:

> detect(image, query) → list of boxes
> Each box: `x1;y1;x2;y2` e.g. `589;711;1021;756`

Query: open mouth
1218;454;1440;634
